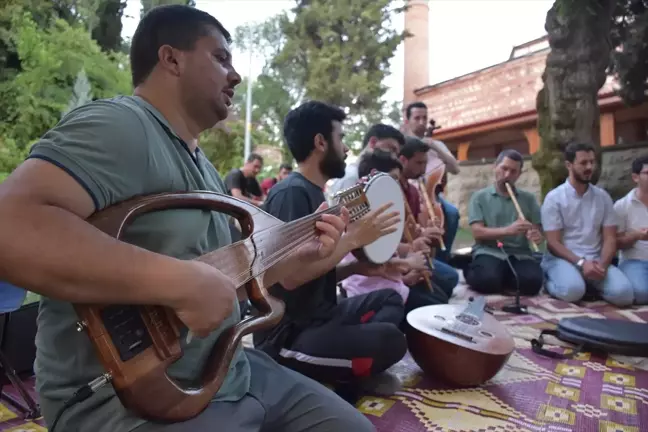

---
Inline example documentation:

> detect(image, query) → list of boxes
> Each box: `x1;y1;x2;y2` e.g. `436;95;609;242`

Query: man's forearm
272;235;355;290
600;237;617;268
425;139;460;174
546;239;581;265
471;224;511;242
232;190;262;206
617;231;641;250
0;203;186;307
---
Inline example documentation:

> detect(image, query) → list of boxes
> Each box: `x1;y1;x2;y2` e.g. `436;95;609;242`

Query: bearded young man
0;6;377;432
541;142;633;306
255;101;408;389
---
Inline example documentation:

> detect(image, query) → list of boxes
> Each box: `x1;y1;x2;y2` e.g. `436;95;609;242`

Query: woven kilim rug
2;292;648;431
359;291;648;432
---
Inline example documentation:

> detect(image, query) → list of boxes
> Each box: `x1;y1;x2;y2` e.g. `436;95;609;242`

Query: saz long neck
196;184;370;287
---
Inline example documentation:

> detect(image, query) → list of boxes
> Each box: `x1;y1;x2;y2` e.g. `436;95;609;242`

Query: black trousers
275;289;407;384
465;254;543;296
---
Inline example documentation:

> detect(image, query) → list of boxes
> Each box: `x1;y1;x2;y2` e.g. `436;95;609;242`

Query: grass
23;291;41;305
453;228;474;251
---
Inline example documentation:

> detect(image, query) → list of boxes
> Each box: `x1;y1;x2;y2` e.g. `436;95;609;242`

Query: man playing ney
465;150;544;296
541;142;633;306
0;6;378;432
614;155;648;304
398;137;459;299
403;101;460;259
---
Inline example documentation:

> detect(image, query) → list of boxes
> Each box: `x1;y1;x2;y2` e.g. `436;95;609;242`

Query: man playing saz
0;6;380;432
465;150;544;296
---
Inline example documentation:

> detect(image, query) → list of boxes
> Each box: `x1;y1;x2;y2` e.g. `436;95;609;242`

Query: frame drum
361;173;406;264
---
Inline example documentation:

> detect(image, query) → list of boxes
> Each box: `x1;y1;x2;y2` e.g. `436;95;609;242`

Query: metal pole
243;29;254;161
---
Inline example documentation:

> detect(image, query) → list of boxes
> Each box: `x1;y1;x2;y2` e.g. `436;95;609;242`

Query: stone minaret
403;0;430;107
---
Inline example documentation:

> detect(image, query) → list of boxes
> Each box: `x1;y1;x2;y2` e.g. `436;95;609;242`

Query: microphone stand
497;241;528;315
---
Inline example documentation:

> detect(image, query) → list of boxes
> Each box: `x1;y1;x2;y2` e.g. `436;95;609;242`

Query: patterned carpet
359;289;648;432
2;292;648;431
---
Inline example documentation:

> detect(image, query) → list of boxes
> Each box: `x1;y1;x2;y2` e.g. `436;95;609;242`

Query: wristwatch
576;258;585;270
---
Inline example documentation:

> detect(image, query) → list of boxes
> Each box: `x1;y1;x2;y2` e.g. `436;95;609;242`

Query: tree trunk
532;0;616;199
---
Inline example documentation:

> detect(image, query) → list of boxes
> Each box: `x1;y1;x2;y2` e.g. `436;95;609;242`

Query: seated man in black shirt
255;101;408;388
224;152;264;206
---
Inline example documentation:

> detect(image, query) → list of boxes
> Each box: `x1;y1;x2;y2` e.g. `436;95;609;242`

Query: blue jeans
541;255;634;306
432;258;459;298
619;259;648;305
436;195;459;263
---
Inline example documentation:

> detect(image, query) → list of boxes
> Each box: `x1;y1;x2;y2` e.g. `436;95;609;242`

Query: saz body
73;172;404;423
406;297;515;387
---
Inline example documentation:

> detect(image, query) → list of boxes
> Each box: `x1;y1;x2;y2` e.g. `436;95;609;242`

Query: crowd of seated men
465;142;648;307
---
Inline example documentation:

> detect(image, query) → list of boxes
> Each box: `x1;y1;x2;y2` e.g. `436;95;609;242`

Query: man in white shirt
541;142;633;306
327;123;404;200
614;155;648;304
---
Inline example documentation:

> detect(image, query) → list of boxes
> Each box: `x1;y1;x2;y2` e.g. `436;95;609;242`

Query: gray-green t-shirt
468;185;541;260
29;96;250;431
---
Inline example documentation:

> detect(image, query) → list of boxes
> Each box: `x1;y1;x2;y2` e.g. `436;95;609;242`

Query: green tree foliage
234;1;406;158
275;0;405;118
92;0;127;52
234;17;299;163
141;0;196;16
199;120;272;176
533;0;648;198
0;5;131;178
610;1;648;106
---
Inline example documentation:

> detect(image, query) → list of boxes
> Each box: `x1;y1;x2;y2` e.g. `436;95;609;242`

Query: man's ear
314;133;328;153
157;45;184;77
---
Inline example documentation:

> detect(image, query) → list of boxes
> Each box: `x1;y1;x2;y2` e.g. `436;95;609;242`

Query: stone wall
446;143;648;228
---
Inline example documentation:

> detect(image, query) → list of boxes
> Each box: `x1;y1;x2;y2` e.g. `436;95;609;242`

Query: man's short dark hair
130;5;231;87
246;153;263;164
279;163;293;171
631;155;648;174
358;149;403;178
405;101;427;120
361;124;405;149
495;149;524;169
400;136;429;159
283;101;346;162
564;142;596;163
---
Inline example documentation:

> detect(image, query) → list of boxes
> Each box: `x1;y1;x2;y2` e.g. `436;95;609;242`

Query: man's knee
371;288;405;307
518;265;544;296
433;263;459;294
620;261;648;305
466;263;502;294
546;277;586;303
602;270;634;307
372;323;407;373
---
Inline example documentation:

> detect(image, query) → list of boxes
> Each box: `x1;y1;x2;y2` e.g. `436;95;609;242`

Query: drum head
362;174;406;264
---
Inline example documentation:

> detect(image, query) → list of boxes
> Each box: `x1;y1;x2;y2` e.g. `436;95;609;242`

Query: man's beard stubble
319;146;346;179
574;171;593;184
